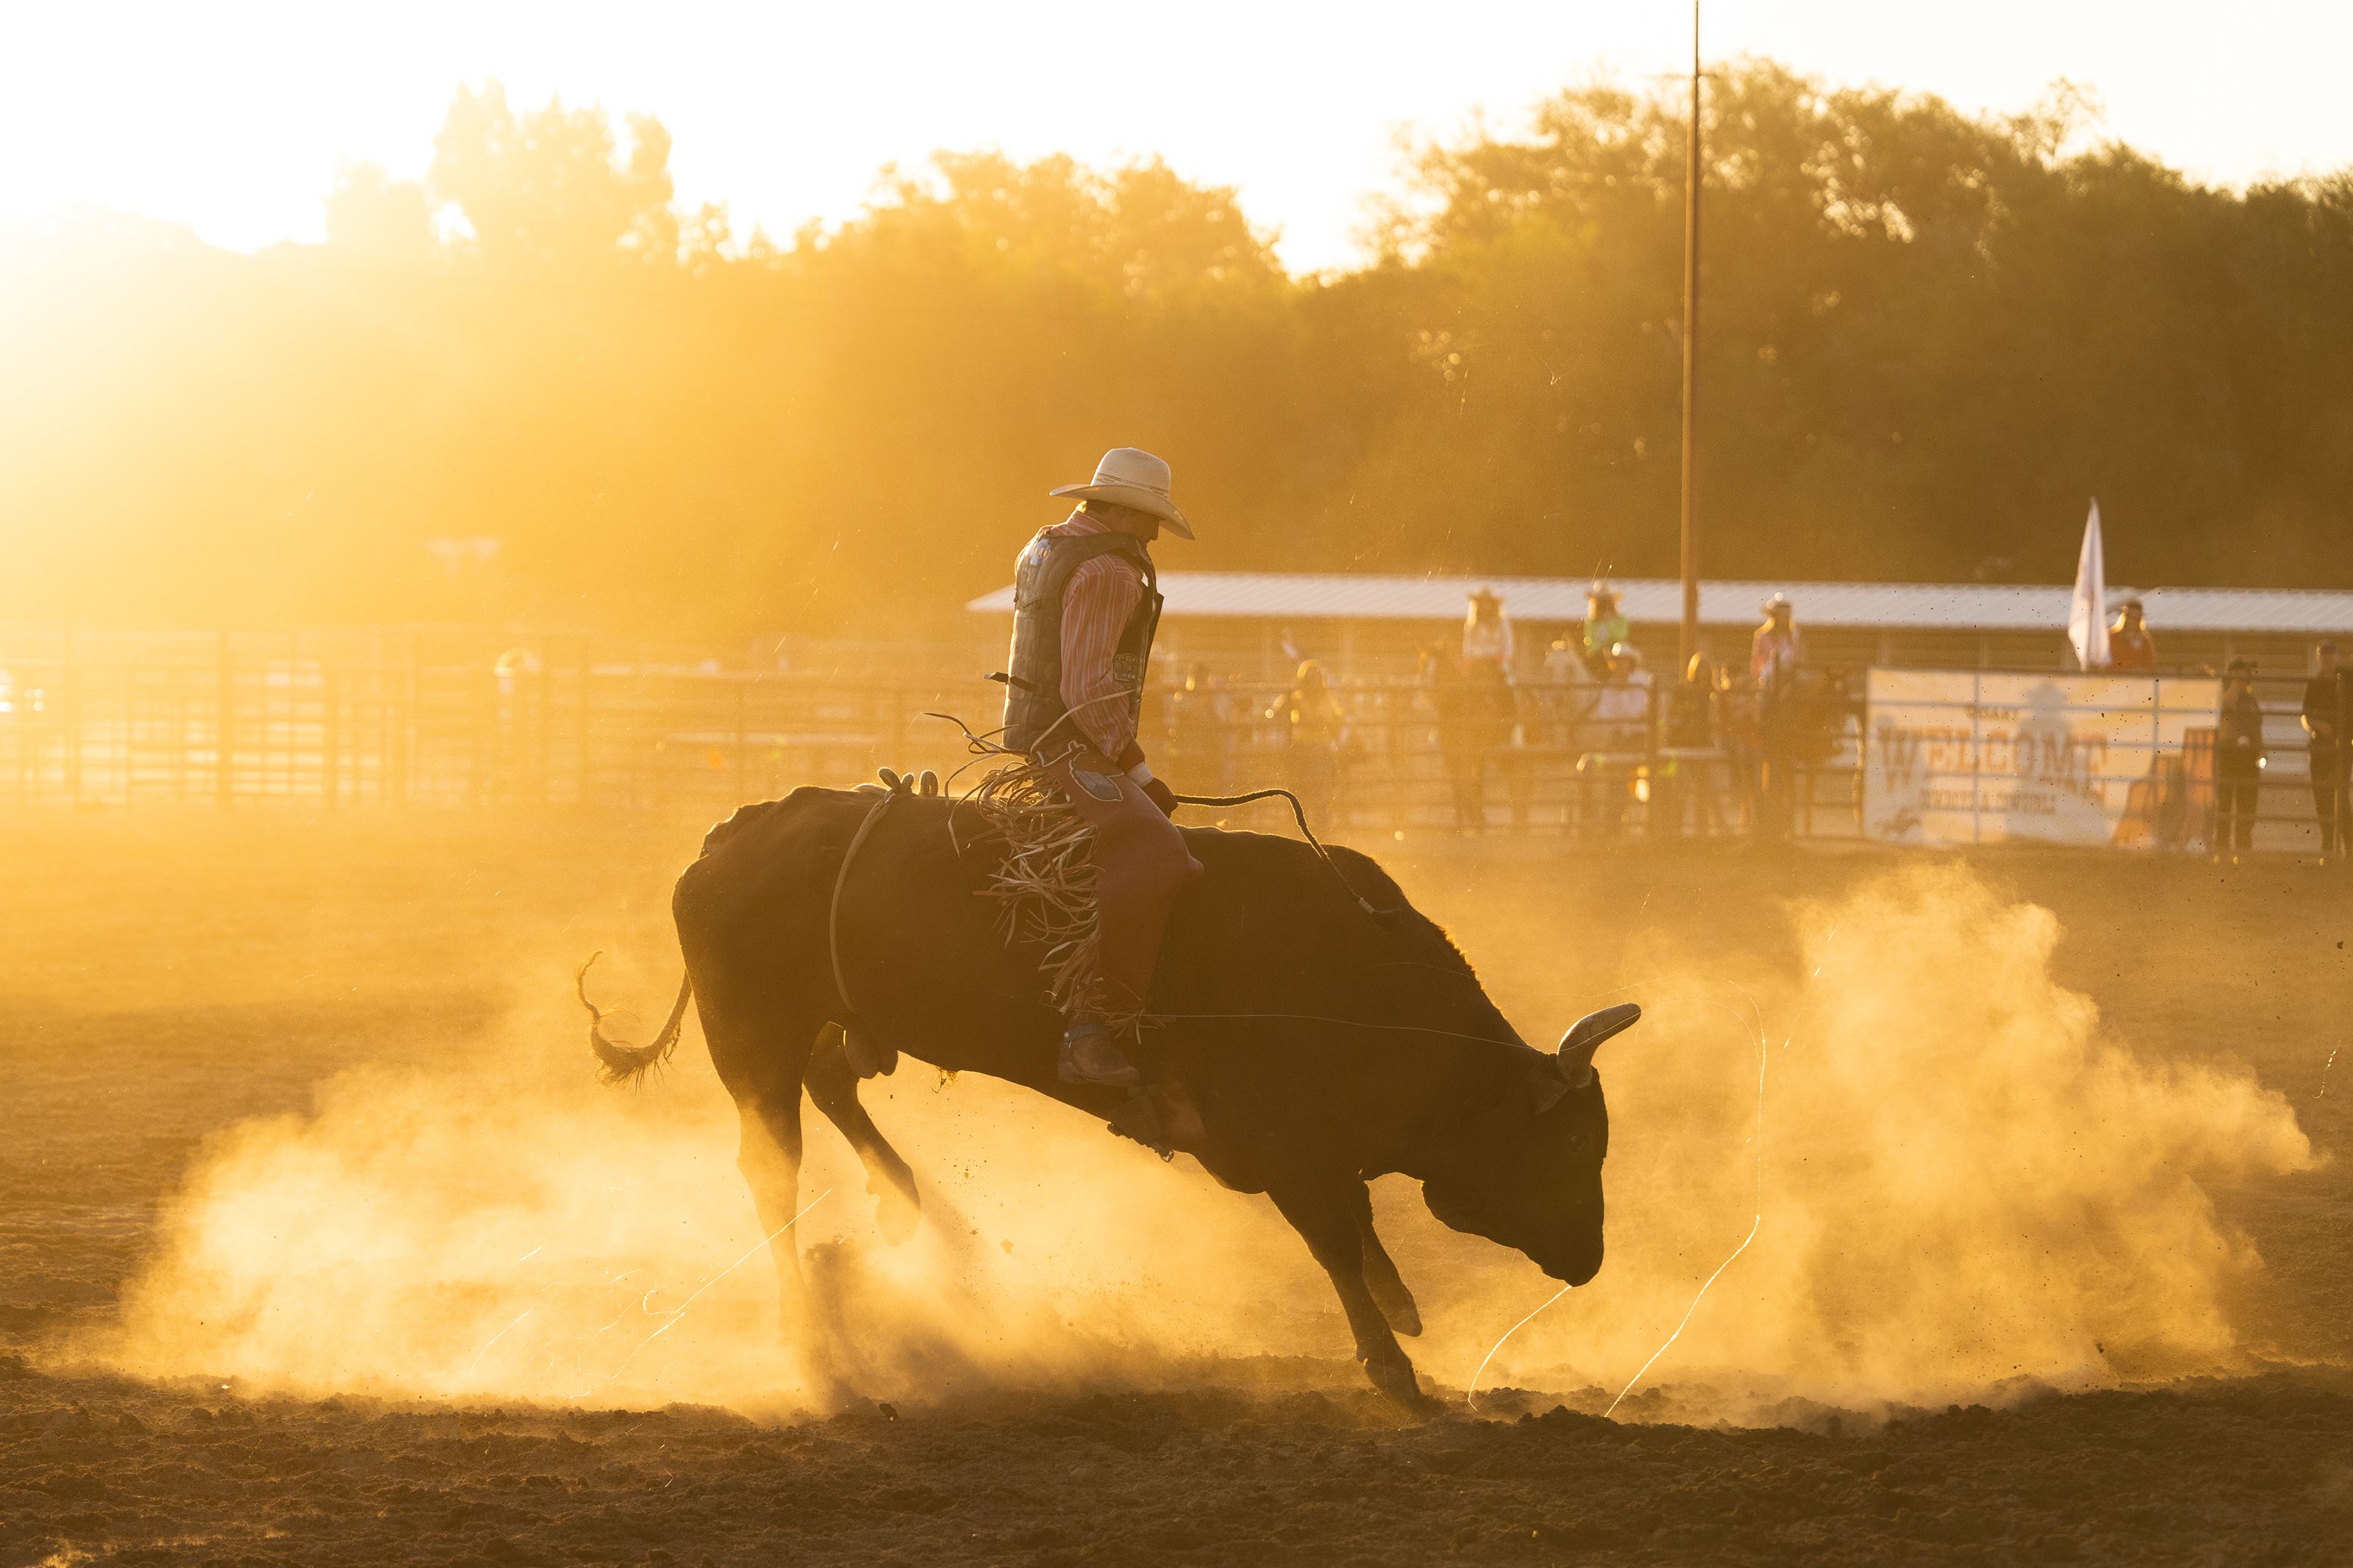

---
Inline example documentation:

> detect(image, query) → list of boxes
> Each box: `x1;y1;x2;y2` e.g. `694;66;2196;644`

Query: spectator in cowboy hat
1463;584;1515;671
2107;600;2158;673
1456;588;1516;831
1582;581;1629;676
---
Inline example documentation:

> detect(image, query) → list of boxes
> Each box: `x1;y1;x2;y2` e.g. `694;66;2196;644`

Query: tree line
4;65;2348;637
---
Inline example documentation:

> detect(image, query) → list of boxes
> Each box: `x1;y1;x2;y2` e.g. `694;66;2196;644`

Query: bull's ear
1557;1003;1641;1089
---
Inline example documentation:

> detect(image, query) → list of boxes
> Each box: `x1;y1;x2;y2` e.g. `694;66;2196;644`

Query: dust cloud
96;861;2315;1422
1440;860;2319;1415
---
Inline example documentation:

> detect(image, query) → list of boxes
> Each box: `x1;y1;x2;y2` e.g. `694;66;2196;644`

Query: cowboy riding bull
585;450;1640;1408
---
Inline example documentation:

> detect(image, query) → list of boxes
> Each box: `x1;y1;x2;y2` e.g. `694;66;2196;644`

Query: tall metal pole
1678;0;1702;669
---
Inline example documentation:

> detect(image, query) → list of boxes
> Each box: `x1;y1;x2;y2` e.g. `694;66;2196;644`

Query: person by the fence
1581;582;1629;677
1454;588;1516;833
2302;639;2348;862
1541;634;1596;754
1751;593;1803;840
1661;652;1724;837
999;447;1203;1087
1579;643;1652;835
1421;644;1482;833
1798;667;1866;835
1267;659;1349;834
2107;600;2158;673
2214;656;2265;862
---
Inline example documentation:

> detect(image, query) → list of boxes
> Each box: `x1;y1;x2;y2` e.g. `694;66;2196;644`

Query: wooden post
734;676;749;791
65;626;83;810
1677;0;1704;671
577;637;594;809
401;632;420;806
322;666;340;808
215;629;234;809
536;638;554;804
473;662;490;806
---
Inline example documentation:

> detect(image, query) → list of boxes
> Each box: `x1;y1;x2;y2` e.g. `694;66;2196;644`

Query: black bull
591;786;1636;1408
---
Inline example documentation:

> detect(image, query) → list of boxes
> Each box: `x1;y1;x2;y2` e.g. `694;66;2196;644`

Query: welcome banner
1863;670;2221;850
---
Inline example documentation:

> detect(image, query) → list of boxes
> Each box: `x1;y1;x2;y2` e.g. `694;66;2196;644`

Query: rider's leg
1044;750;1203;1084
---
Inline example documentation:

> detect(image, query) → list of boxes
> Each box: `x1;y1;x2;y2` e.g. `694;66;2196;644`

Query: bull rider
1000;448;1205;1088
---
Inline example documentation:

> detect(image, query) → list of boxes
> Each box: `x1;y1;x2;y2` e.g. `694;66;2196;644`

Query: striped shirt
1038;509;1149;761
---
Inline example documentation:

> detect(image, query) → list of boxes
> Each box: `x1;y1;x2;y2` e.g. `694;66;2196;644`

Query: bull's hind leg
804;1024;921;1244
1269;1178;1434;1414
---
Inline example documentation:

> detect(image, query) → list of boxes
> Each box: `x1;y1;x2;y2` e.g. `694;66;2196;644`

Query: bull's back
674;787;870;945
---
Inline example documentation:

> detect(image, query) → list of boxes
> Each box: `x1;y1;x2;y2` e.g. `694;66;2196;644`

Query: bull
588;785;1637;1409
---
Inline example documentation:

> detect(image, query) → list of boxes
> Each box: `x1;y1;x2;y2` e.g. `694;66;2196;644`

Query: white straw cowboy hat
1051;448;1195;539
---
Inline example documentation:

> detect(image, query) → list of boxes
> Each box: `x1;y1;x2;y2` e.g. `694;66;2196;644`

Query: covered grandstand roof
966;573;2353;634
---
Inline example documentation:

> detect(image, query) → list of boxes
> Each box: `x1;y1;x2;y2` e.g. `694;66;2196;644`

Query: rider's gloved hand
1122;754;1181;817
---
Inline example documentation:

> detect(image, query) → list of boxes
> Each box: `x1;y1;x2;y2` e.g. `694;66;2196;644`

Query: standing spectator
1580;644;1653;834
1458;589;1516;831
1463;585;1515;673
1543;634;1599;756
1594;645;1654;747
1751;594;1804;839
1719;669;1764;833
1582;582;1630;676
1422;644;1485;833
2302;640;2349;862
1662;653;1724;836
1268;659;1350;833
2107;601;2158;673
2215;657;2265;862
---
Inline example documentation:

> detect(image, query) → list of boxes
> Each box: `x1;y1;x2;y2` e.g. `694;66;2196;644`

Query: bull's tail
576;951;693;1087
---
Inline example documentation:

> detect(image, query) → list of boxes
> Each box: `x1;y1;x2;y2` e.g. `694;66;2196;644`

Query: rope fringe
961;753;1114;1028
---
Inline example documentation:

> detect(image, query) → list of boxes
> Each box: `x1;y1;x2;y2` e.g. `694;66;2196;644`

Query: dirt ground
4;812;2351;1567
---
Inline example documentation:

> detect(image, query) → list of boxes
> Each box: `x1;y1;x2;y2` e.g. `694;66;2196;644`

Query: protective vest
1001;527;1163;756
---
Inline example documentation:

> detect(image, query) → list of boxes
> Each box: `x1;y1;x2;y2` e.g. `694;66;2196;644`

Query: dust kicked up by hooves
90;862;2313;1423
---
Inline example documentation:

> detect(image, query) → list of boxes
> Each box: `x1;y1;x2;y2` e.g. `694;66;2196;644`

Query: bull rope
829;781;903;1023
927;709;1396;924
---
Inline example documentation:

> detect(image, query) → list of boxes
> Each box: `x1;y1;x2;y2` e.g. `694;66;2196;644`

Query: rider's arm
1058;554;1146;763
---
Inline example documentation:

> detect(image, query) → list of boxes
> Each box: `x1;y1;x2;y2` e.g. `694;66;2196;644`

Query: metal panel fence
0;629;1852;837
0;635;979;814
1;629;2335;856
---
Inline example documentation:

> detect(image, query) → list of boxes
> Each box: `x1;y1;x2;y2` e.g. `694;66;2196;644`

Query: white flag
2066;498;2108;671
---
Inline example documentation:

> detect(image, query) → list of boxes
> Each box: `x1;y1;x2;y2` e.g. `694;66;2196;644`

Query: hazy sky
7;1;2350;272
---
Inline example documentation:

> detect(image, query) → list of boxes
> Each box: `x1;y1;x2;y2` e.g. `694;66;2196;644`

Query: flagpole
1678;0;1702;670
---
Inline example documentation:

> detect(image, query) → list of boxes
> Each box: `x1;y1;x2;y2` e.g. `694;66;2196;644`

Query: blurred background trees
3;62;2349;637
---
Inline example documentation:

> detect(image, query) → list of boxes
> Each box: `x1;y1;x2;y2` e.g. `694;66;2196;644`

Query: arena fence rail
0;629;2337;859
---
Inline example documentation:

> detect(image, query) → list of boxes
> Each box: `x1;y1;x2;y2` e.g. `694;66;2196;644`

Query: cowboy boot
1058;1020;1140;1086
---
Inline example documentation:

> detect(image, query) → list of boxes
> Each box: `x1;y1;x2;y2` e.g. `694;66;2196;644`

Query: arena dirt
4;812;2349;1565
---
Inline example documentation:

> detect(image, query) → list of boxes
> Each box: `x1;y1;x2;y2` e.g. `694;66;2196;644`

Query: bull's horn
1557;1003;1640;1088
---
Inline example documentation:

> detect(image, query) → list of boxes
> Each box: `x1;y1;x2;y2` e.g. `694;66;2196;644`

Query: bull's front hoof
1363;1353;1436;1417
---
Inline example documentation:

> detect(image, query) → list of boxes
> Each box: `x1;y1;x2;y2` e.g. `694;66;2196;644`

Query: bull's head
1421;1003;1638;1286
